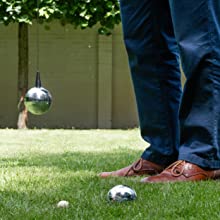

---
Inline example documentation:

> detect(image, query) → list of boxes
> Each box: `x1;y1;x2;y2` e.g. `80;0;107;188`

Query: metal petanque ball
24;71;52;115
107;185;137;202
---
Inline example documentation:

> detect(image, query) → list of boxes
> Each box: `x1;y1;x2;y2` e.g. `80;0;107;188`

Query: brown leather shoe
141;160;220;183
99;158;164;178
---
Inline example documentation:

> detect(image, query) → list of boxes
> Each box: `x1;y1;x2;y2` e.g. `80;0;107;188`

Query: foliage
0;0;121;34
57;0;121;35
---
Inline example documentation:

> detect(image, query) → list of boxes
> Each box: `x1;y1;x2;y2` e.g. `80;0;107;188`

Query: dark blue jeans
119;0;220;169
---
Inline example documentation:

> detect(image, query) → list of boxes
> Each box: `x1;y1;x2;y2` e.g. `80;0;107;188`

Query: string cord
36;0;40;71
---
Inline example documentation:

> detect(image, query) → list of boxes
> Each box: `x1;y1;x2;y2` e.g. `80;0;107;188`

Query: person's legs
169;0;220;169
142;0;220;183
99;0;182;178
120;0;181;166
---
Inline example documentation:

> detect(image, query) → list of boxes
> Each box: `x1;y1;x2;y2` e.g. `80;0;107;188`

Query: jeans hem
141;148;177;167
178;154;220;169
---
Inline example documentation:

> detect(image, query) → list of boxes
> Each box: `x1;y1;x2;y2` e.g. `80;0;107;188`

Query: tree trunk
17;23;29;129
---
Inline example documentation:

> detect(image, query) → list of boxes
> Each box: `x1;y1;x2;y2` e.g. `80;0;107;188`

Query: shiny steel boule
107;185;137;202
24;71;52;115
24;87;52;115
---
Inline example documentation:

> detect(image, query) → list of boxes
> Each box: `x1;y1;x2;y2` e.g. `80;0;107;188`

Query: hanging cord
36;0;40;71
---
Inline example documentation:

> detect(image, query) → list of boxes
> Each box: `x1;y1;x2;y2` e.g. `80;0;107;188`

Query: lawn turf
0;129;219;220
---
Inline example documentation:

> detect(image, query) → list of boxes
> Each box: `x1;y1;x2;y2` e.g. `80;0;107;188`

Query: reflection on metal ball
107;185;137;202
24;71;52;115
24;87;52;115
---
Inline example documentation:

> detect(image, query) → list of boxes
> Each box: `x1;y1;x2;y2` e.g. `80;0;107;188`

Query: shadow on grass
0;149;144;173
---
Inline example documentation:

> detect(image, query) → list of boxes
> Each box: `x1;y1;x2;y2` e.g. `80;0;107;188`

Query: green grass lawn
0;129;219;220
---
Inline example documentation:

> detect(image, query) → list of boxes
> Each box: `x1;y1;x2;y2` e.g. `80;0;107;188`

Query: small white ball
57;200;69;208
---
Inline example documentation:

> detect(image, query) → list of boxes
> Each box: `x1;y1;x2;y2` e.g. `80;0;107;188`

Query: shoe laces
124;159;143;176
167;160;186;177
132;159;143;172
